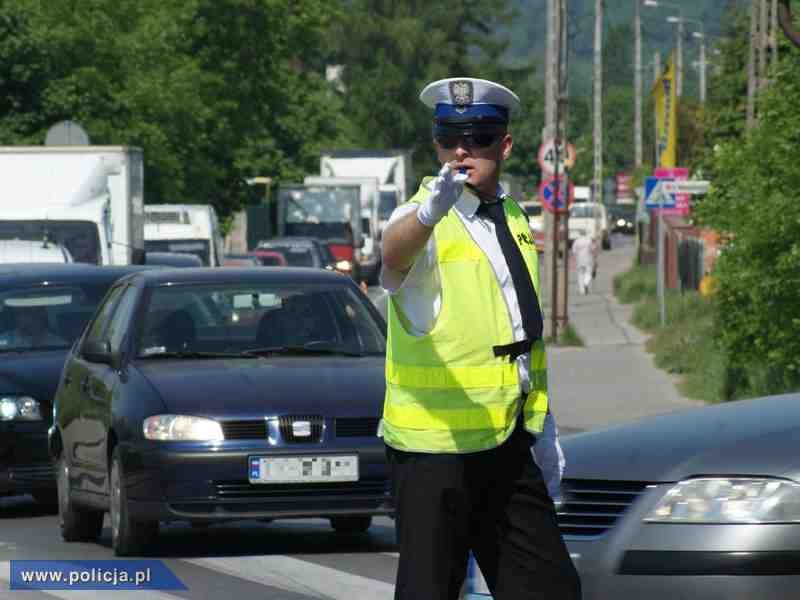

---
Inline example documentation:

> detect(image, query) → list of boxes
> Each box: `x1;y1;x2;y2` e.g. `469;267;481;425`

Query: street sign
645;177;676;208
539;175;575;213
667;180;710;195
538;139;576;175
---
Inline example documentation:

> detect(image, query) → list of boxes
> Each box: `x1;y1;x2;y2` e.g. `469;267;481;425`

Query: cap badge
450;80;473;113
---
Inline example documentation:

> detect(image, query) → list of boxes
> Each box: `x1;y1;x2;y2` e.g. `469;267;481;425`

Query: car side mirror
83;340;118;368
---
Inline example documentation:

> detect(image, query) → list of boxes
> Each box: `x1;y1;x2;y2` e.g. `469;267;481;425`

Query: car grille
168;479;390;515
279;415;323;443
9;464;55;485
221;420;267;440
335;417;379;437
557;479;650;538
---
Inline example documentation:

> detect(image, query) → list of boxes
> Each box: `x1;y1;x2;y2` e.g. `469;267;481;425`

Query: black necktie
477;200;544;357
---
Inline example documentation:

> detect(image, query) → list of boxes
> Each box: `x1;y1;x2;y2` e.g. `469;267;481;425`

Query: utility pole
556;0;570;335
698;35;707;103
593;0;603;206
543;0;557;340
634;0;643;167
771;0;779;68
759;0;769;89
676;17;684;97
654;51;661;166
747;0;759;130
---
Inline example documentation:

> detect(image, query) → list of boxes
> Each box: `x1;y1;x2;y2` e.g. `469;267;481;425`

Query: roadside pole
657;185;666;326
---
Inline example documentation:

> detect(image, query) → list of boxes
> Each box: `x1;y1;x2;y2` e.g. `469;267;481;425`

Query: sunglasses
434;132;502;150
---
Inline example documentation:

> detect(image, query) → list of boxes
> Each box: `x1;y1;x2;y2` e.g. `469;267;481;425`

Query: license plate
248;454;359;484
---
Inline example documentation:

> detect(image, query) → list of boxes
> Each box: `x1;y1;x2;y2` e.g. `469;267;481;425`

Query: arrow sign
539;175;575;213
645;177;676;208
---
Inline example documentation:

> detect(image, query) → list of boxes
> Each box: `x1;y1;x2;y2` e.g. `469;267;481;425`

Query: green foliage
695;32;800;399
613;264;656;304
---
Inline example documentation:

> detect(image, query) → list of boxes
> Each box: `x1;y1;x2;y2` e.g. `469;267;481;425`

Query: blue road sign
645;176;676;208
538;175;574;213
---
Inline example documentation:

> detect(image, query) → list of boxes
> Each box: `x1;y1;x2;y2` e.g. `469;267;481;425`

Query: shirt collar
455;182;507;218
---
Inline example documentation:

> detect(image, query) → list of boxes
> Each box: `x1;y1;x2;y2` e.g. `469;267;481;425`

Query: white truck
320;149;413;234
144;204;224;266
304;175;381;283
0;146;145;265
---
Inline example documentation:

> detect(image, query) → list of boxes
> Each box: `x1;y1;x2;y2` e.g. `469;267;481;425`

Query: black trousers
386;422;581;600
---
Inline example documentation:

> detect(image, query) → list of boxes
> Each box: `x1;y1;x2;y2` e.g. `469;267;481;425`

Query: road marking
184;555;394;599
0;561;184;600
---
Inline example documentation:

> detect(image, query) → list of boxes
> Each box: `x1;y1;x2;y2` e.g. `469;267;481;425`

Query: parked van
144;204;224;266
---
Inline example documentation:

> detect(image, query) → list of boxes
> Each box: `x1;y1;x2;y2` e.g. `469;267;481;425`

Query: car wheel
330;515;372;533
602;235;611;250
110;447;158;556
57;456;103;542
32;489;59;512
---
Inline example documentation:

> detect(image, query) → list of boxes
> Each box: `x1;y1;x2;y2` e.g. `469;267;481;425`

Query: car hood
135;356;386;418
0;350;67;405
561;394;800;483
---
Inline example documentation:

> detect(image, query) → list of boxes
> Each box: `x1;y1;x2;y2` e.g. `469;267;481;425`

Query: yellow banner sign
652;55;677;168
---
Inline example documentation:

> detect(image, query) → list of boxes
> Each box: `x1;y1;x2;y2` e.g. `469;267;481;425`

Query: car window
0;283;112;352
106;287;138;353
136;282;386;357
83;285;126;347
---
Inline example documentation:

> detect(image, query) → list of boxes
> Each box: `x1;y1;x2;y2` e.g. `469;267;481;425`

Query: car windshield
0;283;112;352
144;239;210;266
570;205;595;219
524;205;542;217
261;244;316;267
0;220;101;264
136;283;385;358
378;191;397;220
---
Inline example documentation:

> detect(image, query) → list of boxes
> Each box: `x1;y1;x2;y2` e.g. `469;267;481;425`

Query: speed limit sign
538;139;576;175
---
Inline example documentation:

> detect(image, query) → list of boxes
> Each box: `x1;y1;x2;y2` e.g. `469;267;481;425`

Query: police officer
380;77;581;600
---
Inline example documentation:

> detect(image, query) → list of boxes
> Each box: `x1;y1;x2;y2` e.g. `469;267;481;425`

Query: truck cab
276;184;363;279
144;204;224;267
0;146;145;266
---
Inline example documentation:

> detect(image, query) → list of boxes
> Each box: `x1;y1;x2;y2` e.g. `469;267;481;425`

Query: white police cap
419;77;521;124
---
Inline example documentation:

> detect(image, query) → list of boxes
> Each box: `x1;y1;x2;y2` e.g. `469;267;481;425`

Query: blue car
0;264;152;507
50;267;391;555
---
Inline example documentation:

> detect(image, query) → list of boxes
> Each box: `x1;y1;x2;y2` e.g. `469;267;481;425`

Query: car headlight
617;218;626;227
645;477;800;524
335;260;352;272
143;415;224;441
0;396;42;421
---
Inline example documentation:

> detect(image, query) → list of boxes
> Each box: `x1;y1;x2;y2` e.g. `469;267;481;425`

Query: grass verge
614;263;726;402
546;323;585;347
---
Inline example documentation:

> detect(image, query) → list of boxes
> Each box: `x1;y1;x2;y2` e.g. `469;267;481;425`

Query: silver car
559;393;800;599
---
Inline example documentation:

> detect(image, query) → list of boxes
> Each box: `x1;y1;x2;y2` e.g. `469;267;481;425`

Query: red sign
653;167;690;216
616;173;633;199
538;176;575;213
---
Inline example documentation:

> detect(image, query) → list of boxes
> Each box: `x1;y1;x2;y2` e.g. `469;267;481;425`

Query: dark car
0;264;152;506
257;237;339;272
50;267;391;555
609;205;636;235
558;394;800;600
144;252;203;268
222;254;266;267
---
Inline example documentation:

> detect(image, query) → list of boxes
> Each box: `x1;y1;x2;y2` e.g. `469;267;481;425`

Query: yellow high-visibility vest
382;181;549;453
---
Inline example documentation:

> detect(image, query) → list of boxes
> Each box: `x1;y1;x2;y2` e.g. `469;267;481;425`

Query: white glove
416;163;468;227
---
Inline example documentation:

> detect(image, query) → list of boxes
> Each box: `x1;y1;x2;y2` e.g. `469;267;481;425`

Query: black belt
493;338;534;363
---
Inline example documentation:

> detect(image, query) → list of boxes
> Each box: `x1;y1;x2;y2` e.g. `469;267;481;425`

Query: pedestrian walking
572;229;597;295
380;77;581;600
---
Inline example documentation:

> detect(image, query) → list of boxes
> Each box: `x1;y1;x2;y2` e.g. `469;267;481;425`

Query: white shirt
380;182;565;501
572;235;597;269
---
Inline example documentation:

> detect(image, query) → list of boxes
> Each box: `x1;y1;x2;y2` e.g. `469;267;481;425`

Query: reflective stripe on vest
382;181;549;453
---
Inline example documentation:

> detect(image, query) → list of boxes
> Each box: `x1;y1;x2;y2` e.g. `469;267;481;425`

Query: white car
568;202;610;250
519;200;544;233
0;239;73;264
